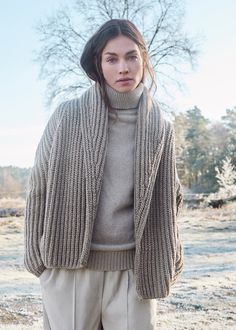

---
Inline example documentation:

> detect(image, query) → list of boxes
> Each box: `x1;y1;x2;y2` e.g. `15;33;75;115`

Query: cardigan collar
79;83;166;254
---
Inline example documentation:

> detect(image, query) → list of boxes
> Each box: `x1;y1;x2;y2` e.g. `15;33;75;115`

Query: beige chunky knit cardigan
24;83;183;299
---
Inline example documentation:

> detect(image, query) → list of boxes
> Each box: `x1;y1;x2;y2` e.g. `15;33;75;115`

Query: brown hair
80;19;156;110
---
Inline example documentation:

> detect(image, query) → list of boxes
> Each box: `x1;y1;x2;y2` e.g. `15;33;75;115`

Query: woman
24;19;183;330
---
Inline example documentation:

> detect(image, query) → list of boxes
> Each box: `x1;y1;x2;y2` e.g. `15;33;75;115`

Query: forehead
102;35;140;55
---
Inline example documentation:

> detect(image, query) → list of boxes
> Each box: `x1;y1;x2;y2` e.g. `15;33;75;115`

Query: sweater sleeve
24;104;64;277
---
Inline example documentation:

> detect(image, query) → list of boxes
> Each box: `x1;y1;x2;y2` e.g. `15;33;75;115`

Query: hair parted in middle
80;19;156;110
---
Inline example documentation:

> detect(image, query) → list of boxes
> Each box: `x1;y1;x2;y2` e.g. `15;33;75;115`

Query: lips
116;78;133;82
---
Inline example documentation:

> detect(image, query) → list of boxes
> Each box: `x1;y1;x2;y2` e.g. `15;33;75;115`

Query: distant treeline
0;106;235;198
0;166;30;198
174;106;236;193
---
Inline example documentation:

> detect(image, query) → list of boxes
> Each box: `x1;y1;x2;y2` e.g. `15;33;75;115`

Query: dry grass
181;200;236;222
0;198;26;209
1;323;42;330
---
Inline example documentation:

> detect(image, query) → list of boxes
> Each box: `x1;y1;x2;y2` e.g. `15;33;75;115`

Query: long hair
80;19;156;114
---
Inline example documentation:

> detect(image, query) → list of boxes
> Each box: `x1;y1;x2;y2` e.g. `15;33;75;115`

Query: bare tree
35;0;199;107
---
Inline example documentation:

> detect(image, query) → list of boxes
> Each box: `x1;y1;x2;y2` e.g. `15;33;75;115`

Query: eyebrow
103;50;138;56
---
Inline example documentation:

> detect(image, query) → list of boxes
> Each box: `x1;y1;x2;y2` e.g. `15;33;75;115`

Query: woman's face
101;35;144;92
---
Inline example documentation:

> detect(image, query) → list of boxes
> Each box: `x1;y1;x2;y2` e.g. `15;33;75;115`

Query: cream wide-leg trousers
39;268;157;330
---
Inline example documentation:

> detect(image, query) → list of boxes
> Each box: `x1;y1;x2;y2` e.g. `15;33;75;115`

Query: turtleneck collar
105;83;144;110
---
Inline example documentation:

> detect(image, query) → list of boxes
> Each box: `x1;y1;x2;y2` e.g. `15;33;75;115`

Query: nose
119;61;129;74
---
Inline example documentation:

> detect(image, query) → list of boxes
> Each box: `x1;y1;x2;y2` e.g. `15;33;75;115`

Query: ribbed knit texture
87;249;136;271
87;84;143;271
24;83;183;299
105;82;144;109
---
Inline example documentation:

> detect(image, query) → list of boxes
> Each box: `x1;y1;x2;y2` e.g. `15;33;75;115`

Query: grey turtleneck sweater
87;83;144;271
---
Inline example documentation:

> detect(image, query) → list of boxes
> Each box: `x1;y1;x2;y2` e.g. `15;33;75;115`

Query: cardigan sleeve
161;121;184;285
24;104;65;277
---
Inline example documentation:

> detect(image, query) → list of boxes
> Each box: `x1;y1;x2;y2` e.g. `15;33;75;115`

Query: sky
0;0;236;168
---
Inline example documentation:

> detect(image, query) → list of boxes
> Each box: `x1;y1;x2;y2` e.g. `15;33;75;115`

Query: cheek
134;61;143;77
101;62;112;79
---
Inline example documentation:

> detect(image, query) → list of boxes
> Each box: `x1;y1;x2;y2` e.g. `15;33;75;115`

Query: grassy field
0;202;236;329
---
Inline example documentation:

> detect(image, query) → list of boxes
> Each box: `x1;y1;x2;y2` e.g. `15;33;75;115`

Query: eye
106;57;117;63
128;55;138;61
